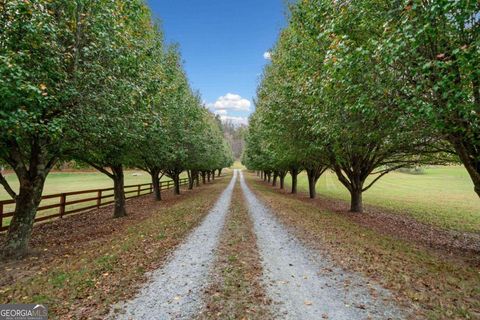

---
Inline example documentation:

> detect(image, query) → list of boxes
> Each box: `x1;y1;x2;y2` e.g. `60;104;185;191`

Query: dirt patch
0;177;228;319
198;180;272;320
247;173;480;319
259;179;480;267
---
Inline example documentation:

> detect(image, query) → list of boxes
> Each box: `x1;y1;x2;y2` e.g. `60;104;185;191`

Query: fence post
97;190;102;208
149;183;152;193
60;193;66;218
0;202;3;229
137;185;141;196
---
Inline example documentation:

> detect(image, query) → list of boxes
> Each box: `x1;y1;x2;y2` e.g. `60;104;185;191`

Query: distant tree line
243;0;479;212
221;120;247;160
0;0;233;258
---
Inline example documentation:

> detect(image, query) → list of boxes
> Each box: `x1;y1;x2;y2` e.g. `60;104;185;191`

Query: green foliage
380;0;480;195
0;0;233;254
243;0;470;212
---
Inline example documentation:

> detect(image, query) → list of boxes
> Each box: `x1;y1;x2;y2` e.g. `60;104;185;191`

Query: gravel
111;170;238;320
239;171;405;320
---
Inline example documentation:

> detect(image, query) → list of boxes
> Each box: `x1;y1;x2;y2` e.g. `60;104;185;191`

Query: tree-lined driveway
110;170;404;320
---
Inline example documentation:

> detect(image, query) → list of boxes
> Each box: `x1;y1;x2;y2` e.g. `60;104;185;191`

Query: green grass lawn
283;166;480;232
230;161;246;169
0;170;187;227
0;170;188;201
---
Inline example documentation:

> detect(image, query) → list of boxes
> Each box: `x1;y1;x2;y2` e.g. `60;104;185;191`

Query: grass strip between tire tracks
198;179;272;320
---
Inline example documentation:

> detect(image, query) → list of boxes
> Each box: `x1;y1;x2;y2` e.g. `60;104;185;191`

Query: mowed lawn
0;170;160;201
0;170;187;227
284;166;480;233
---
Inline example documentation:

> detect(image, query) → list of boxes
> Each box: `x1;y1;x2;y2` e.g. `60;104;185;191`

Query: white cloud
263;51;272;60
207;93;251;112
219;115;248;126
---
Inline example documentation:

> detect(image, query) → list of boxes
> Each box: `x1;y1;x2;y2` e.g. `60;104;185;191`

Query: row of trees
0;0;233;257
243;0;479;212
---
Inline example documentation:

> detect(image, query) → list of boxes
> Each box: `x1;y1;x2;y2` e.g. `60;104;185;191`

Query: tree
159;49;205;195
69;0;156;218
0;0;131;256
194;112;233;184
382;0;480;197
133;43;185;201
244;0;450;212
315;0;447;212
244;7;330;197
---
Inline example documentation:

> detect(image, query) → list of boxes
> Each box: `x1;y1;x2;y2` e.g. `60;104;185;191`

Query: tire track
239;170;404;320
111;170;238;320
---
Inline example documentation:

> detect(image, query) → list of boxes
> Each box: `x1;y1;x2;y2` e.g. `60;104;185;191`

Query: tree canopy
243;0;474;212
0;0;233;257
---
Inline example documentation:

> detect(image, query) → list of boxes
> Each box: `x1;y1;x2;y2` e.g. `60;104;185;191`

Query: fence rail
0;177;189;232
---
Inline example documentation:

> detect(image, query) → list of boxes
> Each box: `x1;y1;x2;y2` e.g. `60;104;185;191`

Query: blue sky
147;0;287;125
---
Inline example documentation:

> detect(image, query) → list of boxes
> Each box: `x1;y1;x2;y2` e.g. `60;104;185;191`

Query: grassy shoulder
247;173;480;319
0;175;230;319
284;166;480;232
198;180;272;320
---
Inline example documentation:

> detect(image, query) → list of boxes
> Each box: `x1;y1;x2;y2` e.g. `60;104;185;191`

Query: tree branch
362;164;406;192
333;164;352;192
45;155;59;173
0;170;16;199
86;162;114;179
7;139;27;177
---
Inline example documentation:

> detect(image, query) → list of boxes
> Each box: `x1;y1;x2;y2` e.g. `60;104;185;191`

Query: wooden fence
0;177;189;232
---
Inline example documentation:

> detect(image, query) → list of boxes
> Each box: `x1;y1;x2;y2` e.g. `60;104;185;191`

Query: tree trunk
2;176;46;257
173;174;180;195
151;168;161;201
332;163;366;213
211;170;215;181
307;174;316;199
201;171;206;184
260;171;263;179
449;135;480;198
196;171;200;187
306;168;323;199
272;171;278;187
290;168;299;194
218;168;222;177
267;172;271;183
207;171;211;182
188;170;195;190
280;175;285;189
350;189;363;213
111;165;127;218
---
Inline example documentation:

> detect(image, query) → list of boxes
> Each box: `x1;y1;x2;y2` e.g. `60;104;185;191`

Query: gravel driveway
111;170;238;320
239;171;405;320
